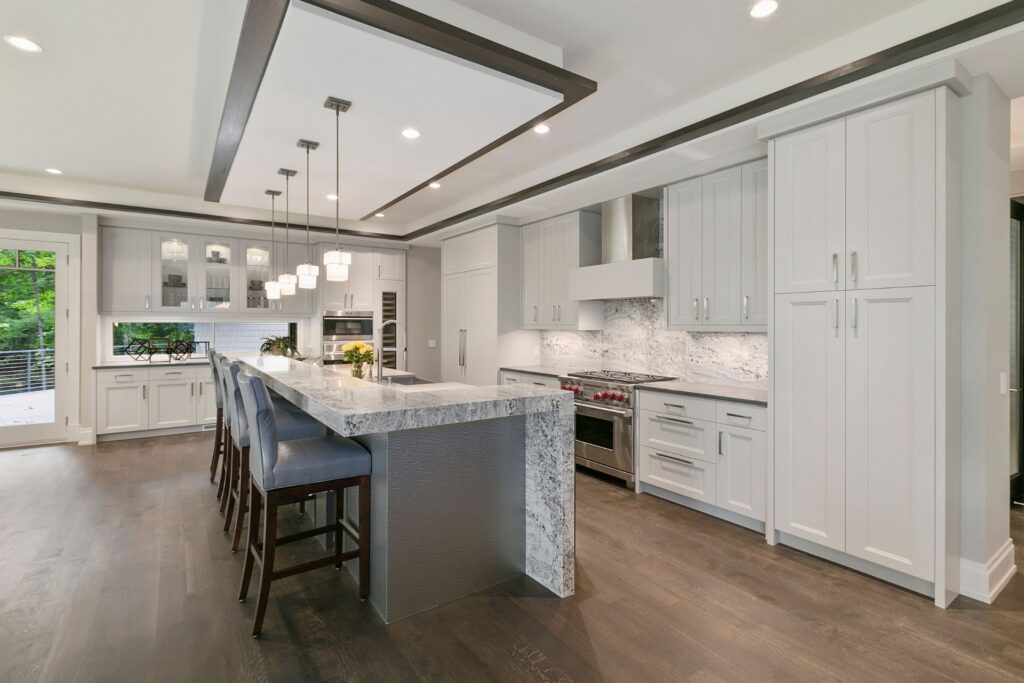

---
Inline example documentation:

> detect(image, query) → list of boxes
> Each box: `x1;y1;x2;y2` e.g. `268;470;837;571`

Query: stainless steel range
559;370;675;487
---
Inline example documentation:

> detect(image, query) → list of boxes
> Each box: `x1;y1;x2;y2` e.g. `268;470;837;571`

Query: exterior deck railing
0;349;55;395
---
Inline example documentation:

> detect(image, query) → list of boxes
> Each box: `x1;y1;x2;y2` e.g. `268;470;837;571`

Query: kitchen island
234;354;574;622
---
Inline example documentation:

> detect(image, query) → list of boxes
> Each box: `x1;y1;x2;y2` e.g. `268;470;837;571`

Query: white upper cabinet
774;291;846;551
443;227;497;275
845;92;936;290
197;238;236;312
375;249;406;281
844;286;935;580
152;234;196;312
741;159;769;325
101;227;152;312
665;177;703;326
773;119;846;294
520;212;603;331
321;246;393;312
241;241;273;312
701;166;743;325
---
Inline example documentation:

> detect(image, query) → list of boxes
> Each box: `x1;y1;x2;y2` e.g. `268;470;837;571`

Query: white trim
637;482;766;535
756;59;972;140
96;422;213;443
959;538;1017;604
77;427;95;446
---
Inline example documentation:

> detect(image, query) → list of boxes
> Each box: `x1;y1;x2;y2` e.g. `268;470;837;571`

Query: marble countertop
638;380;767;406
94;359;209;369
235;354;572;437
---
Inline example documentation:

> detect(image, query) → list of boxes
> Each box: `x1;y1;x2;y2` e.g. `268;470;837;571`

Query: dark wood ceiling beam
204;0;290;203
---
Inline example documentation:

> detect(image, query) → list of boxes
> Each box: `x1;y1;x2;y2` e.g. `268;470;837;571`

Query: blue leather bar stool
220;359;325;553
237;375;371;639
208;349;227;493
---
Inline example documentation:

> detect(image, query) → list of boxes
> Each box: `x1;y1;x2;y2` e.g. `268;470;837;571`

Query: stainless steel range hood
569;195;664;300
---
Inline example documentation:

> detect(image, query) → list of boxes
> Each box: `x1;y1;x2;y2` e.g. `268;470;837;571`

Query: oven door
574;403;633;474
322;315;373;342
322;339;373;365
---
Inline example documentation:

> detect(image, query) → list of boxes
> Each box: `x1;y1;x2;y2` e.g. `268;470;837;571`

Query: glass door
243;243;272;311
200;239;234;311
155;235;192;311
0;238;69;446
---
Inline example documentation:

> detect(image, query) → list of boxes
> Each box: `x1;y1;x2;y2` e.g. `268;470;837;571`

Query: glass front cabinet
243;242;273;312
152;234;243;313
154;235;193;311
199;239;235;311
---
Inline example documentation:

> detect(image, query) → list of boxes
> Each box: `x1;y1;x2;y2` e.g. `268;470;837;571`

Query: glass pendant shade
325;262;349;282
278;272;297;285
265;280;281;300
296;262;320;278
298;273;317;290
323;249;352;266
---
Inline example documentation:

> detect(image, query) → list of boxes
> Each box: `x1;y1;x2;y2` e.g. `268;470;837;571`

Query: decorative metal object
124;338;149;361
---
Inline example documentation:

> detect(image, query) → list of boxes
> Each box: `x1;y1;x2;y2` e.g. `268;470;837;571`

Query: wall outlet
428;339;436;348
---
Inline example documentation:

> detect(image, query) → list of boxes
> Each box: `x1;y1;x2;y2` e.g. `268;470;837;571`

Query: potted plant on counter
260;335;297;357
341;341;375;379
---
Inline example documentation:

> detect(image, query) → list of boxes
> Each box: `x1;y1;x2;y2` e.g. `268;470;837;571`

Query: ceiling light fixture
326;193;338;201
750;0;778;18
264;189;282;301
401;128;421;140
375;213;385;218
533;123;550;134
44;168;63;175
3;35;43;53
277;168;298;296
322;97;353;282
296;139;320;289
429;182;441;189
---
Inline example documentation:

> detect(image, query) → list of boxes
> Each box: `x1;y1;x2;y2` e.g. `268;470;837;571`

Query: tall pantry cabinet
769;88;959;604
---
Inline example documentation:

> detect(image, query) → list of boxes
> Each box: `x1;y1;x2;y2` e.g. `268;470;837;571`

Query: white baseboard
637;481;766;534
77;427;95;446
959;538;1017;604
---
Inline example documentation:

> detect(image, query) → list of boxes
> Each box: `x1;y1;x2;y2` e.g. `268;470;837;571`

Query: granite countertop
638;380;767;406
235;354;572;437
93;359;210;370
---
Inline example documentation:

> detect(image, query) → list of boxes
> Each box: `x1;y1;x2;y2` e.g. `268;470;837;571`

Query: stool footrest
277;523;340;546
272;550;359;581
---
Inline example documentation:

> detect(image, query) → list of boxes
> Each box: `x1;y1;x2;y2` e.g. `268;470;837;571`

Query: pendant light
296;139;320;289
264;189;282;300
322;97;352;281
277;168;298;296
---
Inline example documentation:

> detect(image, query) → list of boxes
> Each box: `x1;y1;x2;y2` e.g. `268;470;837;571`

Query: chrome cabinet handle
142;385;147;400
533;382;546;387
832;253;838;284
557;305;561;321
190;382;195;396
718;431;723;456
742;295;749;320
144;294;151;310
703;297;710;320
654;415;694;425
533;305;538;322
165;371;182;376
692;298;699;321
199;382;203;396
655;451;694;466
552;304;557;320
725;412;751;420
833;298;839;329
850;251;858;283
850;297;858;330
663;402;685;409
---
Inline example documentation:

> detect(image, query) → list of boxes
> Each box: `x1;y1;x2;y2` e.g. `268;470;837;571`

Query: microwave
322;312;373;342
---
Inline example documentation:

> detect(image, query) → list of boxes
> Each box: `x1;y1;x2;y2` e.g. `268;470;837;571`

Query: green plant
260;335;296;356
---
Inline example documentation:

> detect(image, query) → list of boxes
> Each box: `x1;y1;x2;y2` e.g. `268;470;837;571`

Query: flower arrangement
341;341;375;379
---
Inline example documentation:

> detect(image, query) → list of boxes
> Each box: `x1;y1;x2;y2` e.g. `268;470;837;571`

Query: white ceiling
219;2;561;220
0;0;244;195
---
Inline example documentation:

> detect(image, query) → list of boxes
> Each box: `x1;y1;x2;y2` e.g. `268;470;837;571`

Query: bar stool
221;359;325;553
208;349;227;493
237;375;371;639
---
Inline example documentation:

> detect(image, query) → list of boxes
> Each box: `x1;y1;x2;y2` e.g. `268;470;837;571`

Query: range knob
593;393;602;401
617;393;627;402
601;391;611;399
561;384;571;391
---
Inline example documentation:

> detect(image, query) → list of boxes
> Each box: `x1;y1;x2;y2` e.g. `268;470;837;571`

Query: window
110;322;293;357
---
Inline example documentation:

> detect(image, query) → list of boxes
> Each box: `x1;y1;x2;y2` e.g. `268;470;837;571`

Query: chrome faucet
376;319;401;382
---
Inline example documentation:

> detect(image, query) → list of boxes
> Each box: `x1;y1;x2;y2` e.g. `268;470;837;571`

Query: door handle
833;298;839;329
144;294;151;310
191;382;195;396
199;382;203;396
850;251;858;284
743;295;749;320
703;297;710;320
692;298;699;321
718;430;723;456
832;253;838;284
850;297;858;331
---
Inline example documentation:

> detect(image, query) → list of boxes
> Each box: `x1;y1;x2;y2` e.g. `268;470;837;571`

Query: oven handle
575;403;631;418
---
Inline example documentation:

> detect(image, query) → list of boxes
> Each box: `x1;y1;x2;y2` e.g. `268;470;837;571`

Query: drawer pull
654;415;693;425
663;402;685;409
655;451;694;466
533;382;546;387
725;412;751;420
115;374;133;381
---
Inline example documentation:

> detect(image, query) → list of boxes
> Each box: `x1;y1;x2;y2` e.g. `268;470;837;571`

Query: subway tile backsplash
540;299;767;386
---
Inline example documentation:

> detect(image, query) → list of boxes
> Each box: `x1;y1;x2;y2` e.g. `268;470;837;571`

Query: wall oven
322;311;373;365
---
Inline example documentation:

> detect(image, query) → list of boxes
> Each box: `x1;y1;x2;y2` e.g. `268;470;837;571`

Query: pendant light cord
284;174;289;263
306;145;311;261
335;107;340;249
270;194;275;278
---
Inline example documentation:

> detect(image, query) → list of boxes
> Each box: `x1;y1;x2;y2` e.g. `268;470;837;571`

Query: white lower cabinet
637;390;766;524
96;366;214;435
499;370;562;389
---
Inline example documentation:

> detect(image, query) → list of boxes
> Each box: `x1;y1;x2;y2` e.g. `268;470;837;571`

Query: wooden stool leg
223;444;238;530
218;429;232;509
209;409;223;482
358;476;371;601
298;498;306;516
231;447;250;552
238;481;261;603
252;491;278;638
334;486;345;569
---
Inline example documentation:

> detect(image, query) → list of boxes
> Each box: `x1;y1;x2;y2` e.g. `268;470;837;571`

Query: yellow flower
341;342;357;353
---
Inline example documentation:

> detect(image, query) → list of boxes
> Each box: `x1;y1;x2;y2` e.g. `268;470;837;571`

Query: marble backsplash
540;299;767;386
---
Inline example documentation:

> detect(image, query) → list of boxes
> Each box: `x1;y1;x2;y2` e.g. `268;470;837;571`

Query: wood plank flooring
1;432;1022;682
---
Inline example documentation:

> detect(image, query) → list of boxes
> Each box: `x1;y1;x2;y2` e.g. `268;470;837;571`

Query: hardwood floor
1;433;1023;682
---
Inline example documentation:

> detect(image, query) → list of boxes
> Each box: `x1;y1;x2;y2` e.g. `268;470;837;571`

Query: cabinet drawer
96;369;149;385
638;446;716;504
148;366;199;381
638;411;717;464
636;390;716;422
716;401;767;431
500;371;561;389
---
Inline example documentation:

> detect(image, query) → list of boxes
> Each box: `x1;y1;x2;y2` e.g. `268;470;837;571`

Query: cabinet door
845;287;935;580
521;223;542;327
348;248;375;311
741;159;769;326
153;234;194;312
716;424;766;522
774;119;846;294
701;166;743;325
442;273;465;382
846;92;935;290
774;292;845;550
101;228;152;312
96;382;148;434
197;238;236;312
443;227;496;275
538;222;558;327
241;242;273;312
463;268;498;386
374;249;406;281
196;376;219;425
148;378;197;429
664;178;703;326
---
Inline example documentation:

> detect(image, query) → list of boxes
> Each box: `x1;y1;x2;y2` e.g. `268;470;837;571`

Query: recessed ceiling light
429;182;441;189
45;168;63;175
326;193;338;201
533;123;550;134
401;128;421;140
375;213;385;218
750;0;778;18
3;35;43;53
